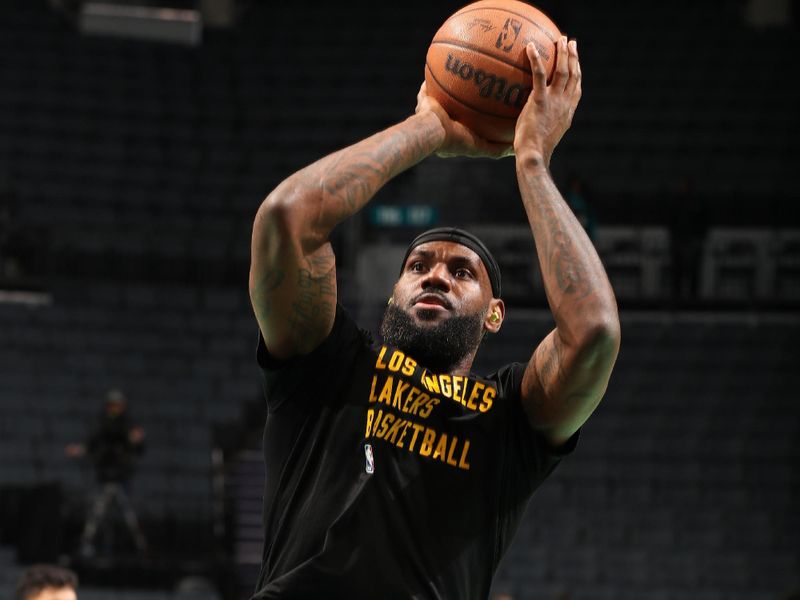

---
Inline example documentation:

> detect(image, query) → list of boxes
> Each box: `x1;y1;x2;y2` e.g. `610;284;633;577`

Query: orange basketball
424;0;561;143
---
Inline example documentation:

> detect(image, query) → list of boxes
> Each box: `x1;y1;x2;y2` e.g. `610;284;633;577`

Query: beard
379;303;486;374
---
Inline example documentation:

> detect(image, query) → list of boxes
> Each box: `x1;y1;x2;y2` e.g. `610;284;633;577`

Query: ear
484;299;505;334
388;282;400;306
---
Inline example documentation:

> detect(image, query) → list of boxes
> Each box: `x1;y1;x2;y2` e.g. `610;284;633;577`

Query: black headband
400;227;502;298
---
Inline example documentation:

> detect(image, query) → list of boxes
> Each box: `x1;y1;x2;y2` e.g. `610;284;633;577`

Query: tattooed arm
250;89;512;359
515;38;621;448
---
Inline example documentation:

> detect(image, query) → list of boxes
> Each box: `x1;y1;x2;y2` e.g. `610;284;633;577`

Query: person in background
15;564;78;600
564;174;596;242
65;388;147;556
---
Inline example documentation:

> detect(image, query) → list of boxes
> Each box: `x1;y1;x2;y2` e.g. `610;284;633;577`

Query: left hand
513;36;582;165
415;82;514;159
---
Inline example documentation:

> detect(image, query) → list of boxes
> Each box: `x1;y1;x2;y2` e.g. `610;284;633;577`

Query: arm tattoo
255;267;285;294
536;332;568;386
517;166;599;304
286;251;337;352
319;117;441;227
251;267;285;322
251;114;442;355
288;268;336;349
517;164;619;433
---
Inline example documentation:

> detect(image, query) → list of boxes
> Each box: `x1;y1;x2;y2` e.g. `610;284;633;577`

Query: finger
565;39;580;95
550;36;569;91
527;43;546;99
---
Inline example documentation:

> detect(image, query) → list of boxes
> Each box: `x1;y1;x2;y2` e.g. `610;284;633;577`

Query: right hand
415;82;514;159
513;36;582;165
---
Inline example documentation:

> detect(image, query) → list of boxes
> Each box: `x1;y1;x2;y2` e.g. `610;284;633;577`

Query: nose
421;263;451;292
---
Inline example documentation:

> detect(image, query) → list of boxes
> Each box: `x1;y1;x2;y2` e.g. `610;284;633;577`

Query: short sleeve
493;362;580;519
496;362;580;470
488;362;581;562
256;303;367;412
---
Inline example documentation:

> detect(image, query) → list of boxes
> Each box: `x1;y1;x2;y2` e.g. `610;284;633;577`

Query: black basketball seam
439;5;559;44
430;39;532;75
424;62;518;122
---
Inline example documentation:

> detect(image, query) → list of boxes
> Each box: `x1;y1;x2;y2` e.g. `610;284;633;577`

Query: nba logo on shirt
364;443;375;474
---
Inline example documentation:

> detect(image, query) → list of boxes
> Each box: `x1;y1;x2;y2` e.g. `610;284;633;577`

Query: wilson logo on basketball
444;54;530;108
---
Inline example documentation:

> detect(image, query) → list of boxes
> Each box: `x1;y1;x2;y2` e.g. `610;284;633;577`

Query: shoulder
256;303;374;411
257;303;372;371
486;361;581;456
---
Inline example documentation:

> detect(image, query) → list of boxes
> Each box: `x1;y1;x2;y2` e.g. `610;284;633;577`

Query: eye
455;268;473;279
410;261;425;273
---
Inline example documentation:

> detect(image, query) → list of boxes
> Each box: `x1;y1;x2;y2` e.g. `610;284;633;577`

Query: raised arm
250;92;511;359
514;38;621;448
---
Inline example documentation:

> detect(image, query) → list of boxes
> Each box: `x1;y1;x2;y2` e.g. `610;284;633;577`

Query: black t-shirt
252;304;579;600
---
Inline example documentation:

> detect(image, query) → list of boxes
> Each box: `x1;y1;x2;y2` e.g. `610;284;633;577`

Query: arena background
0;0;798;598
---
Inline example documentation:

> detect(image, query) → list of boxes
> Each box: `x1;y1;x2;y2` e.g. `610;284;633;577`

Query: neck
447;351;476;376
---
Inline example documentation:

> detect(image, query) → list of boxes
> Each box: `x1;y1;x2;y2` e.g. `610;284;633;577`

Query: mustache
411;291;453;310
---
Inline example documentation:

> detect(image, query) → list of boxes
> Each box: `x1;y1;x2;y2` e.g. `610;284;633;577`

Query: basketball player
15;565;78;600
249;38;619;598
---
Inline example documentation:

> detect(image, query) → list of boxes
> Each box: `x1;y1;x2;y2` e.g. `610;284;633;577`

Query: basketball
424;0;562;143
